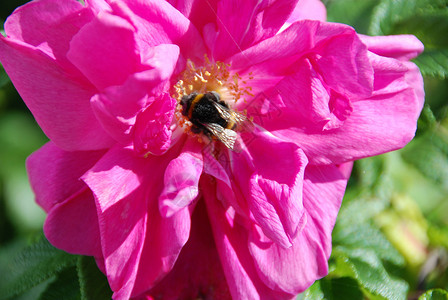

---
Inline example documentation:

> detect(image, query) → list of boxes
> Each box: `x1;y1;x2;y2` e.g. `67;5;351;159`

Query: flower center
172;56;254;149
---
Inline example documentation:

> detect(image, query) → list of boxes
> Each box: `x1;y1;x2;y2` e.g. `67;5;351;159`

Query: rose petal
4;0;93;74
249;164;349;294
159;139;203;217
230;128;308;248
359;34;424;61
168;0;219;35
266;54;424;164
288;0;326;22
26;142;106;212
67;10;139;90
0;38;114;150
231;20;373;100
133;94;176;156
209;0;300;61
145;199;229;299
82;143;192;299
85;0;111;14
245;57;353;131
203;148;232;188
44;187;102;257
82;146;148;299
130;203;193;298
202;149;249;219
111;0;205;62
203;178;294;300
91;44;179;144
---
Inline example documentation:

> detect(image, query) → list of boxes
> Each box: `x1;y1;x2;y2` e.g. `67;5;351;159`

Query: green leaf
333;223;405;266
77;256;112;300
0;237;78;300
335;196;388;230
417;105;438;133
325;0;379;34
414;50;448;79
332;247;409;300
368;0;448;36
301;281;325;300
393;10;448;48
350;156;386;191
302;277;363;300
38;267;80;300
368;0;416;36
328;277;364;300
419;289;448;300
401;133;448;192
368;0;448;79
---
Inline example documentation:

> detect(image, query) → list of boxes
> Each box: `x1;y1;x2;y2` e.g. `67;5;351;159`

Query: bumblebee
180;91;251;150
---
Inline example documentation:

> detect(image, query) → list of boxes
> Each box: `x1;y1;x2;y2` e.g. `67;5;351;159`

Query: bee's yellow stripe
226;120;236;129
188;94;204;119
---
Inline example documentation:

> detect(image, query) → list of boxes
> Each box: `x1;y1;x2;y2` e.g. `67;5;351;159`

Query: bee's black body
180;91;251;150
181;92;230;135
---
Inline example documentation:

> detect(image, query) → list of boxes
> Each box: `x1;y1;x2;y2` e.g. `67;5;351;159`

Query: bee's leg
191;126;202;134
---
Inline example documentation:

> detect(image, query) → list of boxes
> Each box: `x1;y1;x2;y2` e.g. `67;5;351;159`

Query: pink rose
0;0;424;299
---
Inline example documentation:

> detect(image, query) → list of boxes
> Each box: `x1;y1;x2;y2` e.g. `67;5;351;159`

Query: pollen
173;55;253;136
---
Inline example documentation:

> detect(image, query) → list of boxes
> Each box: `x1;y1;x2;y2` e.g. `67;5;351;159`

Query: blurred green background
0;0;447;299
0;0;47;244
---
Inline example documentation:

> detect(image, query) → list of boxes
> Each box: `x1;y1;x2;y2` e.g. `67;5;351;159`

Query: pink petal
209;0;300;61
133;94;176;156
246;57;353;131
203;150;245;217
249;164;349;294
230;129;308;248
359;34;424;61
26;142;106;212
403;61;425;105
85;0;111;14
145;200;229;300
267;54;424;164
130;202;193;298
140;43;180;80
203;149;232;188
231;20;373;100
159;139;203;217
82;144;192;299
338;161;354;179
26;142;105;258
4;0;94;74
286;0;327;23
168;0;219;35
82;146;149;299
91;44;179;144
0;38;114;150
203;178;294;300
95;256;107;274
130;147;195;297
231;22;423;165
110;0;205;62
67;10;139;90
44;187;102;257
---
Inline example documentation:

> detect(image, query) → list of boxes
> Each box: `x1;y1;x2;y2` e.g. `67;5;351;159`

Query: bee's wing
211;102;233;120
204;123;237;150
212;102;254;132
230;110;255;132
